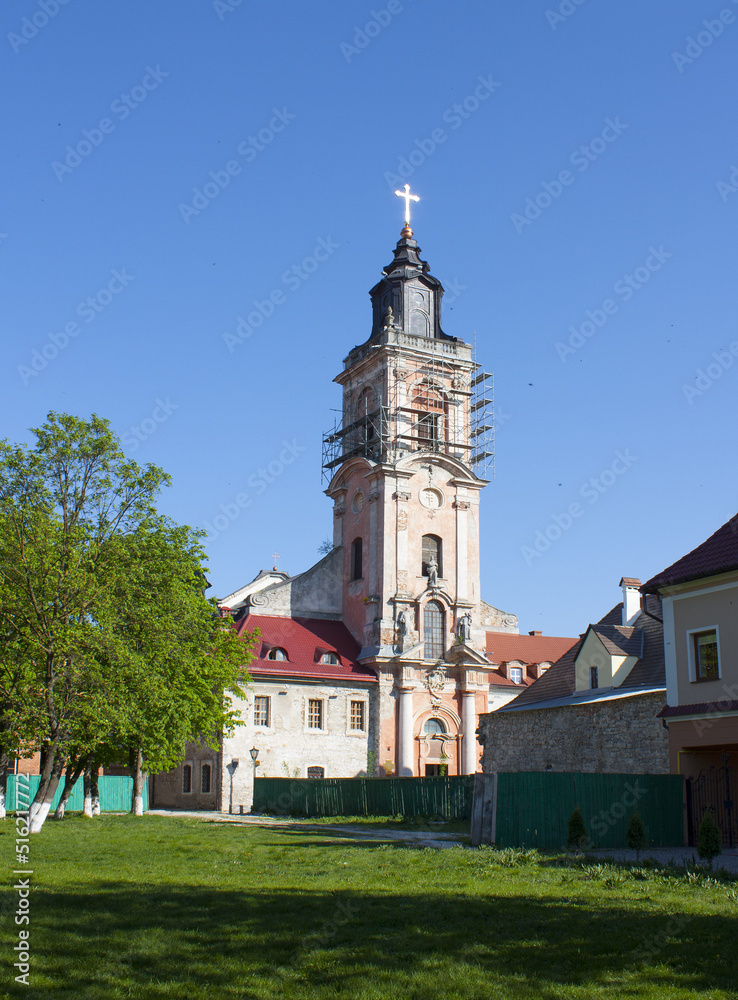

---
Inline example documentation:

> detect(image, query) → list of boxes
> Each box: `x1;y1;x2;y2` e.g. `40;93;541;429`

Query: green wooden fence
6;775;147;813
253;775;475;819
492;772;684;849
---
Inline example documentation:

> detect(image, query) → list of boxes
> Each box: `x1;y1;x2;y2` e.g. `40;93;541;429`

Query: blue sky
3;0;737;637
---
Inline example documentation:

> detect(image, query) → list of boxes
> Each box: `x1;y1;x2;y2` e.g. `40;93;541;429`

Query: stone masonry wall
478;692;669;774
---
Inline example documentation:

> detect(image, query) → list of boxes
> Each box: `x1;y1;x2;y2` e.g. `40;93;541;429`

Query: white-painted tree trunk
92;795;100;816
28;799;52;834
133;794;144;816
0;784;6;820
54;800;66;820
83;792;93;817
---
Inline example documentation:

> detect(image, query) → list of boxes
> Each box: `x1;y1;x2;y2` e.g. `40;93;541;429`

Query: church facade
152;208;574;811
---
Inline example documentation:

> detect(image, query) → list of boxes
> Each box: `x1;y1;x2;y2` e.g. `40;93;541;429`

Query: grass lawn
1;816;737;999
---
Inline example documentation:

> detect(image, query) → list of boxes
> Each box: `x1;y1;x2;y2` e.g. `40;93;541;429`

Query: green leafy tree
697;809;722;867
567;806;588;853
0;413;254;831
626;810;647;863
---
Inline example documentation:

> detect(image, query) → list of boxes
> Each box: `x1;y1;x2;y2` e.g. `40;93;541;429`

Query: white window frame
253;694;271;728
307;697;325;731
348;698;367;734
686;625;721;682
509;666;523;685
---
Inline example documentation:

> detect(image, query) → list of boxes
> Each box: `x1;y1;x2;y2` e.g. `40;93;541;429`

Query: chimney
619;577;642;626
528;630;542;636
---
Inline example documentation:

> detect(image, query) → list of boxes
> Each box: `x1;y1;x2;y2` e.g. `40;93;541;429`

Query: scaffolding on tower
322;331;494;483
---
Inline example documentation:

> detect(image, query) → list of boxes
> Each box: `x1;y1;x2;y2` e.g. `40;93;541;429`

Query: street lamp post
249;747;259;811
226;758;239;814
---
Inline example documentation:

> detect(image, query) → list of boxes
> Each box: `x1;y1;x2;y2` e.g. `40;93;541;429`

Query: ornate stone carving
397;510;408;531
420;488;443;510
368;492;380;503
249;593;270;608
425;665;446;706
453;500;470;511
351;491;365;513
456;612;472;642
394;491;411;502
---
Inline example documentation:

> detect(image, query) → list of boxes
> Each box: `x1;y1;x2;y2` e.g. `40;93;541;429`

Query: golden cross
395;184;420;226
271;551;280;571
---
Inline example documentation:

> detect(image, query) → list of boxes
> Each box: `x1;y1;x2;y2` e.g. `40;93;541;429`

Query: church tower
323;191;503;776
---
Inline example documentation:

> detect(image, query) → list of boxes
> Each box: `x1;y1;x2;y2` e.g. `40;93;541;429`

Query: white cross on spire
394;184;420;227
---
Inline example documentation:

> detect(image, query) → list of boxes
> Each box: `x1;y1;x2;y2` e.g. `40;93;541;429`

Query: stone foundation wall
478;691;669;774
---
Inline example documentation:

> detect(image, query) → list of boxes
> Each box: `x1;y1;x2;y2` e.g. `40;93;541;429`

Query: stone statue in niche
396;610;408;645
456;612;472;643
383;305;394;332
426;555;439;589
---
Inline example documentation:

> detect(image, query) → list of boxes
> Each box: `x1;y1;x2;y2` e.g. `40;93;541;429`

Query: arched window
422;534;442;579
412;383;445;451
320;651;339;665
423;600;445;660
351;537;363;581
201;763;211;794
182;764;192;794
267;647;288;661
423;717;447;735
358;386;376;443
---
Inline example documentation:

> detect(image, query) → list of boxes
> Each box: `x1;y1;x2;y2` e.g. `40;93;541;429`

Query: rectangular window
590;666;599;689
693;629;719;681
350;700;366;731
308;699;323;729
201;763;211;794
254;695;270;727
182;764;192;794
509;667;523;685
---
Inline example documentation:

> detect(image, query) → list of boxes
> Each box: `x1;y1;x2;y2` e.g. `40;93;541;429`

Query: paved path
147;810;468;849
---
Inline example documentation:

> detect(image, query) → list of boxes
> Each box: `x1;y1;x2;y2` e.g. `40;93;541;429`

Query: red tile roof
485;632;577;666
238;615;377;682
658;700;738;719
643;512;738;591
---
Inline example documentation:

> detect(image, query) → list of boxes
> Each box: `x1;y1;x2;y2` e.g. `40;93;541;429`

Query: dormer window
510;667;523;685
320;652;339;665
267;647;288;661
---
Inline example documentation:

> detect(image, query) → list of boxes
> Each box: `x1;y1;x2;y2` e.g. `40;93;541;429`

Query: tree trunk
53;759;84;820
29;750;64;833
83;759;94;817
131;747;144;816
0;750;9;820
91;769;100;816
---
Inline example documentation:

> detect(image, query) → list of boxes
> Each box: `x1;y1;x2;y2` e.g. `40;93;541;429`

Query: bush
698;809;722;867
567;806;588;852
626;810;647;862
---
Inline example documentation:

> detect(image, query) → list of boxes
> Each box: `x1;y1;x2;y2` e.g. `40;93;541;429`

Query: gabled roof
485;631;578;689
497;596;664;711
590;624;644;659
238;615;377;683
643;512;738;591
485;632;577;666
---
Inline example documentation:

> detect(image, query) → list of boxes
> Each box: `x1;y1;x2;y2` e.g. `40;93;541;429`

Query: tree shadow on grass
17;883;738;999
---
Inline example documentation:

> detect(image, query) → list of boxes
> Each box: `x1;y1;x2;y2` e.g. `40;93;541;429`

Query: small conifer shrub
626;810;647;863
697;809;722;867
567;806;588;853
